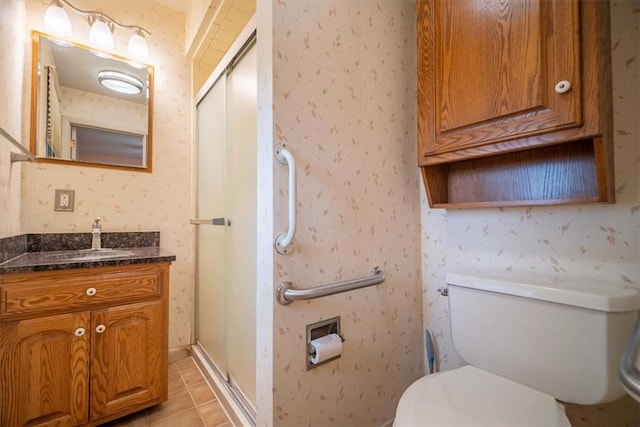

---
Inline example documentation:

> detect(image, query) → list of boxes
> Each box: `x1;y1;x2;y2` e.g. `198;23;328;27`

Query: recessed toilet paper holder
306;316;344;370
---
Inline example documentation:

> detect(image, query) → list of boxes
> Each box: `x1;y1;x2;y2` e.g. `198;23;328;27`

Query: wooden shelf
421;139;614;209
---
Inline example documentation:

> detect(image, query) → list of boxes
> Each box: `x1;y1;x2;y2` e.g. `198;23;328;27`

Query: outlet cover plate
54;189;75;212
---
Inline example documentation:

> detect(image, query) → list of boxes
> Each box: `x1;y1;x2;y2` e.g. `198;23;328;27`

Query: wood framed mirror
30;31;153;172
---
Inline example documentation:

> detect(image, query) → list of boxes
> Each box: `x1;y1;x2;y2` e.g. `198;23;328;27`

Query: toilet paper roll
310;333;343;365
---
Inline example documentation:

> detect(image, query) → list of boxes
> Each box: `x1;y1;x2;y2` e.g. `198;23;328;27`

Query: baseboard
168;346;192;363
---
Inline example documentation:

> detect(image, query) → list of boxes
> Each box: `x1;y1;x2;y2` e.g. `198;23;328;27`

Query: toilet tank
445;272;639;405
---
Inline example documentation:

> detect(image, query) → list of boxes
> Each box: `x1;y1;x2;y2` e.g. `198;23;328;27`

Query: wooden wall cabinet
417;0;613;208
0;263;170;427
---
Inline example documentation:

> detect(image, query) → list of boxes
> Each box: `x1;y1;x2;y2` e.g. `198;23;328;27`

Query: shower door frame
193;20;257;426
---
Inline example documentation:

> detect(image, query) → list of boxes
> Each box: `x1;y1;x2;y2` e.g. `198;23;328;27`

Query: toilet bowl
395;272;639;426
395;366;570;426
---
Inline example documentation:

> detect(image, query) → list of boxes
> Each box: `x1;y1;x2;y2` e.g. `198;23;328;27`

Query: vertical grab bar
274;144;296;254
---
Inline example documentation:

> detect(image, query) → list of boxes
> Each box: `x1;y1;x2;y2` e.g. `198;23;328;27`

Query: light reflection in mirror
30;31;153;172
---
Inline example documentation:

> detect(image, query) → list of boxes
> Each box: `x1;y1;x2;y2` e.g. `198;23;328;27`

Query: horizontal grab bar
276;266;384;305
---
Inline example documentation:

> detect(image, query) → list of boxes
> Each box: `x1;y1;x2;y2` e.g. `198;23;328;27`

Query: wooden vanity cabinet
90;301;165;421
0;263;170;427
0;312;91;426
417;0;613;208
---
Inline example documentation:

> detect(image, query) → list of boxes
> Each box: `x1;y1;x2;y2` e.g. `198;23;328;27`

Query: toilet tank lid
445;272;639;312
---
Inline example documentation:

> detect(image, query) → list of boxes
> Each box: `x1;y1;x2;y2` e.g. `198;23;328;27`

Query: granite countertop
0;232;176;275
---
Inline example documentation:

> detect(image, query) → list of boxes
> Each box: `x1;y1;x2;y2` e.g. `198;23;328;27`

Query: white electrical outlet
54;189;75;212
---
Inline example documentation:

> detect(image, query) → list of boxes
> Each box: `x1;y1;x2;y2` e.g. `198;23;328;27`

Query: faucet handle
93;217;102;229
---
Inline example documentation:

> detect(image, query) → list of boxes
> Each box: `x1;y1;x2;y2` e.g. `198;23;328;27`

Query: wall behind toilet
421;1;640;424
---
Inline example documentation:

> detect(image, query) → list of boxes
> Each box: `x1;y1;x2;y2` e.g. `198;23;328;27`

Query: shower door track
192;342;257;426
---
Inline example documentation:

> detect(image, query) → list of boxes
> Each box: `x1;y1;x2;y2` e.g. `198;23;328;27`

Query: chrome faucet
91;217;102;250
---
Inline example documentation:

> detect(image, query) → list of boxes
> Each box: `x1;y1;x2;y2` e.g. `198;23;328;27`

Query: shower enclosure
193;34;257;422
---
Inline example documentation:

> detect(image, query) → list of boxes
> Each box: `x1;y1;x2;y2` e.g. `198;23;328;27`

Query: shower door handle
190;217;230;226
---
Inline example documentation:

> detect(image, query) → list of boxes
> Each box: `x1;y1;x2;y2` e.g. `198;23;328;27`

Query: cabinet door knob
86;287;97;296
554;80;571;94
74;327;86;337
95;324;106;334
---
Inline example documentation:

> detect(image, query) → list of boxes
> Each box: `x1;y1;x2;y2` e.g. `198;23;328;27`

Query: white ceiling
152;0;191;13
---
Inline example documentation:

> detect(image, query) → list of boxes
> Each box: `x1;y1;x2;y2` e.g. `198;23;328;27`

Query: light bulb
127;32;149;62
44;3;72;37
89;19;113;51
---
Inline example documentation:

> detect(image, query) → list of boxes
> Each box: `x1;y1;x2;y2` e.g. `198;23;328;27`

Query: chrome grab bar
190;218;230;226
274;144;296;254
619;319;640;402
276;266;384;305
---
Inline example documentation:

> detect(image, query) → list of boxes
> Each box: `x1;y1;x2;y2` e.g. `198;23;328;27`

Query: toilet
395;272;639;426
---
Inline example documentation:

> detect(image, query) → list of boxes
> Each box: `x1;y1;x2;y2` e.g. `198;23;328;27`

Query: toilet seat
394;366;571;426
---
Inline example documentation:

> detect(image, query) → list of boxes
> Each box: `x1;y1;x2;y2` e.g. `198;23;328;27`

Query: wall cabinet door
417;0;613;208
0;312;90;427
418;0;582;157
90;300;166;421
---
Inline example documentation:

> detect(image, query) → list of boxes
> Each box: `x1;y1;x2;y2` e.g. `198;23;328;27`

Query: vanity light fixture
43;0;72;37
88;16;113;51
127;30;149;63
98;70;144;95
43;0;151;62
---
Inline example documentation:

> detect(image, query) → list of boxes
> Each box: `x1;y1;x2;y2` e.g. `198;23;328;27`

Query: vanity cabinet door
0;312;90;427
90;300;166;422
418;0;582;157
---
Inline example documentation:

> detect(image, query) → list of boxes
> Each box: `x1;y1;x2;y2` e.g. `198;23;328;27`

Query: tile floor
100;357;233;427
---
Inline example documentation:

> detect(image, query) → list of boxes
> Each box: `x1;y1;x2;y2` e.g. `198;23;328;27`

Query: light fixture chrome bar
276;266;385;305
0;127;36;162
56;0;151;35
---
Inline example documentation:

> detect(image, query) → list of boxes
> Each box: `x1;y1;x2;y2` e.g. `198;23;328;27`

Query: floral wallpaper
16;0;194;352
59;87;148;134
258;1;423;425
0;0;26;238
421;1;640;424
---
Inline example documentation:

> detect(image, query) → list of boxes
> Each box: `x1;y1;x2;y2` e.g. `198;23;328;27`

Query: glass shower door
195;73;228;377
194;39;257;412
225;42;257;406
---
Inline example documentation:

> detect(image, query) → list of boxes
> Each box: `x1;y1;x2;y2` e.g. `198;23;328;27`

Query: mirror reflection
30;31;153;171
